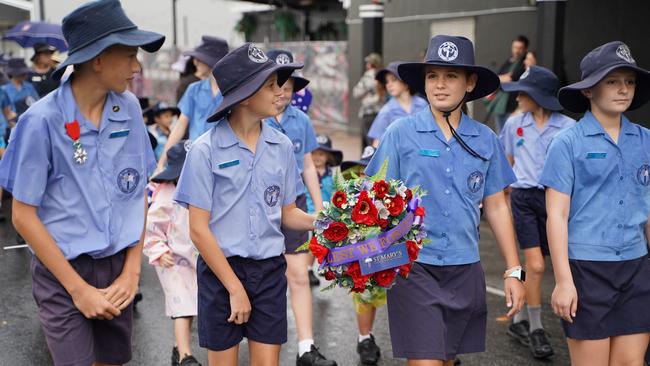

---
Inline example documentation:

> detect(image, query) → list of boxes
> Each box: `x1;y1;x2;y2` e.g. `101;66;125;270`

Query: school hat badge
315;134;343;166
206;43;303;122
558;41;650;113
501;65;563;111
183;35;229;69
397;35;500;101
266;49;309;92
52;0;165;80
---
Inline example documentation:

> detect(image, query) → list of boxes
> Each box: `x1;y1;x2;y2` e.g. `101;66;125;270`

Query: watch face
520;269;526;282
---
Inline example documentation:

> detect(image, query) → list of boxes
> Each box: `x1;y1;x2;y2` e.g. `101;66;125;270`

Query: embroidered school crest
248;45;268;63
117;168;140;194
275;53;291;65
637;164;650;186
316;134;328;145
292;139;303;153
264;185;281;207
616;44;635;63
438;41;459;62
467;171;484;193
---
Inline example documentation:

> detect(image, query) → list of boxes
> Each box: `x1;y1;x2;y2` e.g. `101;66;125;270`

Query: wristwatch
503;266;526;282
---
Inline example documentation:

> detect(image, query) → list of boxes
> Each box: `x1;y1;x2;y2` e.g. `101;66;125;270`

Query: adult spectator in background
29;43;60;97
353;52;384;148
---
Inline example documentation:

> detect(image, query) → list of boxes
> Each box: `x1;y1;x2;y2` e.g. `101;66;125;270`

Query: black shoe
308;269;321;287
507;320;530;346
179;354;201;366
357;334;381;364
172;347;180;366
528;329;554;359
296;345;337;366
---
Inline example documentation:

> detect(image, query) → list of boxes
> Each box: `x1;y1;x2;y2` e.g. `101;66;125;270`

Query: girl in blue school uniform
365;35;526;366
367;61;428;147
540;41;650;366
0;1;164;365
156;36;229;171
498;65;574;359
174;44;317;366
262;49;337;366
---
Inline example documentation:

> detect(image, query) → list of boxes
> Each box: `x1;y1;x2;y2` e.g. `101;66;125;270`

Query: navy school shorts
283;193;309;254
31;250;133;366
386;261;487;360
197;255;288;351
564;255;650;339
510;188;549;255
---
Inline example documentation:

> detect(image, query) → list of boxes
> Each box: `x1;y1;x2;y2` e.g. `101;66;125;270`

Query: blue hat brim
501;82;563;111
559;63;650;113
151;163;182;183
52;28;165;80
183;50;221;68
7;66;32;77
397;61;500;102
207;63;303;122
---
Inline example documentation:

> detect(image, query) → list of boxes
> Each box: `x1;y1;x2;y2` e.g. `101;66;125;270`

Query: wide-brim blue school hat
375;61;404;84
151;140;191;183
52;0;165;81
558;41;650;113
183;36;229;68
266;49;309;92
206;43;303;122
315;134;343;166
6;58;32;77
501;65;563;111
397;35;500;102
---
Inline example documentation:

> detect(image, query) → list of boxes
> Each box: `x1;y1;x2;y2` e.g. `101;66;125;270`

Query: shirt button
443;211;449;217
620;176;624;181
615;250;621;256
446;147;451;152
446;168;451;173
441;232;447;238
619;200;624;205
617;224;623;229
437;255;443;260
445;189;450;195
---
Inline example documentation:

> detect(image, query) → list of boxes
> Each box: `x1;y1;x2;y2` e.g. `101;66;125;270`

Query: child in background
148;102;180;160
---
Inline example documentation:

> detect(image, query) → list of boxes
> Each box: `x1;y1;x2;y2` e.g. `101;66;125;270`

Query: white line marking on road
3;244;28;250
486;285;505;297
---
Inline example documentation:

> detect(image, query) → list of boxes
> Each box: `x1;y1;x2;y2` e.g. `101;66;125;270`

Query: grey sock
513;303;529;323
527;305;543;331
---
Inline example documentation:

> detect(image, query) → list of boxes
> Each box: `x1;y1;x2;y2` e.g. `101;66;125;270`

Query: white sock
298;339;314;357
358;333;371;342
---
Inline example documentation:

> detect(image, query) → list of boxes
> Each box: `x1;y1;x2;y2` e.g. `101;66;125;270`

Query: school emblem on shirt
117;168;140;194
248;45;268;63
637;164;650;186
467;170;484;193
264;185;281;207
275;53;291;65
292;139;303;153
616;44;635;63
438;41;459;62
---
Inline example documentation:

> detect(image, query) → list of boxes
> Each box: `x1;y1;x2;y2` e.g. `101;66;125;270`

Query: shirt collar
581;110;637;136
215;118;283;148
414;109;479;136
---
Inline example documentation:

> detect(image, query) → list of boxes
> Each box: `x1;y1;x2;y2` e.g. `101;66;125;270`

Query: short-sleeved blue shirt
174;119;301;260
499;112;574;188
0;88;10;147
0;78;156;260
177;78;224;140
539;111;650;261
365;109;516;266
1;81;39;113
367;95;428;141
264;104;318;173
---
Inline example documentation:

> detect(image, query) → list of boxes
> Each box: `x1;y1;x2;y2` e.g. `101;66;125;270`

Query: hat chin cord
441;92;487;161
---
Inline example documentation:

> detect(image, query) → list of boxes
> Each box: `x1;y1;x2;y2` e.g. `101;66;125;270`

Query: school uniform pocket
576;153;613;182
112;153;145;198
262;173;284;214
462;155;489;201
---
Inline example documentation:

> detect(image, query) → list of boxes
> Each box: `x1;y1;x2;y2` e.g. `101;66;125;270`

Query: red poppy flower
65;120;80;141
516;127;524;137
414;206;425;217
324;269;336;281
405;189;413;202
323;221;349;242
351;191;378;226
378;218;389;229
372;180;389;199
385;195;405;216
347;262;370;292
406;240;420;261
332;191;347;208
374;269;398;287
309;237;330;264
399;263;413;278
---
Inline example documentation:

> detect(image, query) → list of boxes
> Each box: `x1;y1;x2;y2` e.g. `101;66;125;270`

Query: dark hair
513;35;529;48
526;50;537;59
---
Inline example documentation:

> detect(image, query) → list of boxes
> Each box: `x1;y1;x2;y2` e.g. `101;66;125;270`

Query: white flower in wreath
374;201;389;220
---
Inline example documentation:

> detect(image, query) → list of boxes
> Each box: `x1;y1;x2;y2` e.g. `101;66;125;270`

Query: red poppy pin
516;127;524;137
65;120;87;164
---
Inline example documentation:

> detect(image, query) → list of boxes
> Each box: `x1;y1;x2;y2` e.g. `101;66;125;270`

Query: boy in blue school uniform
367;61;428;147
174;43;316;366
156;36;228;171
262;49;337;366
2;58;39;119
365;35;526;365
498;65;574;359
541;41;650;366
0;1;164;365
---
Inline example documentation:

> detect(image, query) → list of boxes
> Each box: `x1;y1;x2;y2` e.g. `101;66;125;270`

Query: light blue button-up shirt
539;111;650;261
178;78;224;140
1;80;39;114
174;118;300;260
499;112;574;189
367;95;428;141
366;109;516;266
0;78;156;260
264;104;318;173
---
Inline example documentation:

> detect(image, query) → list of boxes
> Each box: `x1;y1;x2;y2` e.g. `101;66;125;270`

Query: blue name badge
218;159;240;169
109;129;130;139
419;149;440;157
359;243;411;276
586;152;607;159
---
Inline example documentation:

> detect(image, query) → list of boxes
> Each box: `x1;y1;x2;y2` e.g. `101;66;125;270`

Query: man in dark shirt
495;35;528;131
28;43;60;97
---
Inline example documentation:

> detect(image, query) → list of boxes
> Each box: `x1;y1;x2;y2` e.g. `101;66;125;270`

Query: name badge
109;129;130;139
419;149;440;157
586;152;607;159
359;243;411;276
218;159;240;169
